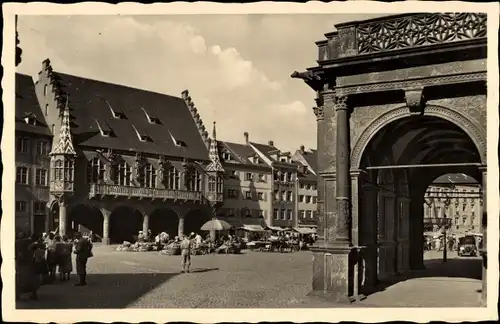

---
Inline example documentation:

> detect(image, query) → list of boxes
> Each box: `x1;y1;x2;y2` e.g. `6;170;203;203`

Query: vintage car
458;235;477;257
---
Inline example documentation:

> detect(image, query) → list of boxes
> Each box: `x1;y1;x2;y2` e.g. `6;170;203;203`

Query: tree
15;15;22;66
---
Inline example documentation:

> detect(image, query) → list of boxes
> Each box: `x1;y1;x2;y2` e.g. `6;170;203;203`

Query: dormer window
280;157;288;162
133;125;152;142
104;99;127;119
168;131;187;148
253;156;260;164
142;107;161;125
95;119;114;137
222;152;231;161
24;116;37;126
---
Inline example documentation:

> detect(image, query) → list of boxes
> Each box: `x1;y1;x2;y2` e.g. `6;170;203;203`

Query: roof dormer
104;99;127;120
95;119;114;137
24;113;37;126
142;107;162;125
168;131;187;148
132;124;152;142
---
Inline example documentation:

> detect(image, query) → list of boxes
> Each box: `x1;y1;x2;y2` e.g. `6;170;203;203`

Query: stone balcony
89;183;202;202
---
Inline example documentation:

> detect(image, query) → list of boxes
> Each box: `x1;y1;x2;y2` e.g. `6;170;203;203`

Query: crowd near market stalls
114;219;318;254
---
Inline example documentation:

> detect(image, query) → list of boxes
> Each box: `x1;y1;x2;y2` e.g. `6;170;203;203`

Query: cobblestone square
17;246;482;309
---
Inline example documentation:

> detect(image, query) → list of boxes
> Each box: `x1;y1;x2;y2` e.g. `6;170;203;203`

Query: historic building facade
293;13;487;302
423;173;482;235
27;59;224;244
216;133;273;228
15;73;53;235
249;139;299;228
291;146;318;228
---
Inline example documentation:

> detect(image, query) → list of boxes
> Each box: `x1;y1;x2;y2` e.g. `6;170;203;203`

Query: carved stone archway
351;105;487;169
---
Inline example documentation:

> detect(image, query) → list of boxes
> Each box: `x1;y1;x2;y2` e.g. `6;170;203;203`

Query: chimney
300;145;305;154
268;140;274;147
244;132;249;145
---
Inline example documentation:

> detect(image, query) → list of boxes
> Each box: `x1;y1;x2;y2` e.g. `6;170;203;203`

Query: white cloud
16;15;323;152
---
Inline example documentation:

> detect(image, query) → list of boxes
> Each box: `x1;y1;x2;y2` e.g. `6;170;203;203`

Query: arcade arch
357;112;484;287
109;206;144;243
67;203;104;237
183;208;211;237
149;207;179;238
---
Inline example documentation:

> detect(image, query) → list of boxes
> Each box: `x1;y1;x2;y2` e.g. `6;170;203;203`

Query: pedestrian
45;232;58;282
180;234;194;273
73;232;93;286
58;235;73;281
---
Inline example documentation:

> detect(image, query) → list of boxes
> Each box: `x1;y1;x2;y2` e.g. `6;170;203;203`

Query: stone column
102;210;110;245
143;214;149;234
309;92;355;303
313;97;326;244
335;95;351;245
58;196;67;237
178;216;185;237
479;167;487;305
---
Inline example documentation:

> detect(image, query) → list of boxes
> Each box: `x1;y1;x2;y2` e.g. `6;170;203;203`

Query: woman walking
58;235;73;281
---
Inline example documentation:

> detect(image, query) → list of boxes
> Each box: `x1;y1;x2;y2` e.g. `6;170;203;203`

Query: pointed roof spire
206;121;224;172
50;95;77;156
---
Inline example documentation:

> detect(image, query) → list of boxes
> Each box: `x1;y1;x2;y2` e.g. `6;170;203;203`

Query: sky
16;14;382;153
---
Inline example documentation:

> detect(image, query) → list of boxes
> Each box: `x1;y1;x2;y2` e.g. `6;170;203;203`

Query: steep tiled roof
301;149;318;173
250;142;296;167
50;99;77;156
52;72;209;161
15;73;52;136
432;173;479;185
220;141;271;170
206;122;224;172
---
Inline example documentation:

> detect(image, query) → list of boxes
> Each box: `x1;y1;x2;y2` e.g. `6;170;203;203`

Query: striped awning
266;226;286;232
292;227;316;235
238;224;265;232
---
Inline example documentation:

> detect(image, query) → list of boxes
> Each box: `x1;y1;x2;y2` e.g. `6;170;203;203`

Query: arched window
44;84;48;96
54;160;63;180
208;176;216;192
216;176;223;193
87;157;105;183
138;163;156;187
187;169;202;191
167;166;180;190
117;160;132;186
64;160;74;181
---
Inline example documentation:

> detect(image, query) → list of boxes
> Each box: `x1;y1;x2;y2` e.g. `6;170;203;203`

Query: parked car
458;235;477;257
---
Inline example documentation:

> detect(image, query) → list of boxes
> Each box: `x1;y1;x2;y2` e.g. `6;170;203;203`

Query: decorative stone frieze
356;13;487;55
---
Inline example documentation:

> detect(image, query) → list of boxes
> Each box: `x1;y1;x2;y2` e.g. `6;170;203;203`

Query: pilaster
178;216;185;237
102;209;111;245
58;196;68;237
143;213;149;234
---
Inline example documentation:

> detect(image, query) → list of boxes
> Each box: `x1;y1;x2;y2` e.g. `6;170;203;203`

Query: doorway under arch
149;207;179;238
357;113;484;289
68;204;104;237
184;208;211;236
109;206;144;244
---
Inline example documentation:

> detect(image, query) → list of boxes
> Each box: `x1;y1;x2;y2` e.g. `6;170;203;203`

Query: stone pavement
16;246;482;308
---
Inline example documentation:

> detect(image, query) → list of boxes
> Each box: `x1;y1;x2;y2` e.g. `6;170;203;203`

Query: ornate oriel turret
49;96;77;236
205;121;225;217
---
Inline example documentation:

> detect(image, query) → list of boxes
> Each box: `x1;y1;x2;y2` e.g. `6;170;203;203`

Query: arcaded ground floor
17;247;482;309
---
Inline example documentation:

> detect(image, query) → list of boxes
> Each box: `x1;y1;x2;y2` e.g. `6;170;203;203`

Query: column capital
334;95;349;111
313;106;324;121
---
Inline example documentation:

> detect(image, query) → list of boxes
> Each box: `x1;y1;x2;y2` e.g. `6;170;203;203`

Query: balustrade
89;183;202;201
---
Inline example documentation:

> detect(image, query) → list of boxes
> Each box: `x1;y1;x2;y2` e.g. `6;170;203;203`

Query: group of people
16;231;94;300
424;234;483;252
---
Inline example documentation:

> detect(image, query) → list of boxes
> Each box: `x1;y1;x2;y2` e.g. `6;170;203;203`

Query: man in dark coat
74;232;93;286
